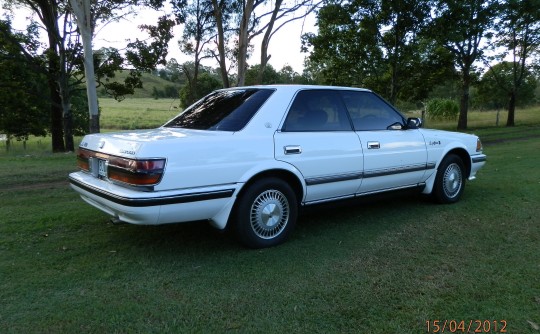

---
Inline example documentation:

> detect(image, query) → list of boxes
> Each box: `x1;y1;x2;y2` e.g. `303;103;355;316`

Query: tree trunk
237;0;254;87
211;0;230;88
70;0;100;133
82;33;100;134
182;64;195;105
506;90;516;127
61;96;74;151
47;51;65;153
457;72;470;130
257;0;282;84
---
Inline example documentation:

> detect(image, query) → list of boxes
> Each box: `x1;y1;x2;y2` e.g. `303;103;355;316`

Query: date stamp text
425;320;507;333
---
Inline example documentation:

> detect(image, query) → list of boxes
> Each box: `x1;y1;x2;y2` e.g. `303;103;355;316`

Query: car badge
99;140;105;149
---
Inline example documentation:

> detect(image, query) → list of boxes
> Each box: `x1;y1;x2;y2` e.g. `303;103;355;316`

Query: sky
1;4;318;73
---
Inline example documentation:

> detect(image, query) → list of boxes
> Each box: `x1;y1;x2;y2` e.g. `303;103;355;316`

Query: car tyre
233;178;298;248
433;154;466;204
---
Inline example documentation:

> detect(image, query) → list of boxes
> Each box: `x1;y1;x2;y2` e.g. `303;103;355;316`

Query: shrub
425;98;459;120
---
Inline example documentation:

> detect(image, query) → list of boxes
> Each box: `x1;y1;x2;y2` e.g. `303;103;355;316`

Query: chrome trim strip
304;163;435;186
69;177;234;207
356;183;426;197
305;172;363;186
363;163;433;178
303;194;356;205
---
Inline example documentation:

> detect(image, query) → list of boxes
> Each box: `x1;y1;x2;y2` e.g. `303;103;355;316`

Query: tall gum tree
492;0;540;126
3;0;175;148
429;0;498;130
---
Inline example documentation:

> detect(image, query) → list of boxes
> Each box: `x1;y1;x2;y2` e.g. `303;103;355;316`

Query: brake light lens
107;157;166;186
77;148;91;171
76;148;166;186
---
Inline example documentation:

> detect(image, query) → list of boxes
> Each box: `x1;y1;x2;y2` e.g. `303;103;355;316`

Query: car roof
224;85;373;93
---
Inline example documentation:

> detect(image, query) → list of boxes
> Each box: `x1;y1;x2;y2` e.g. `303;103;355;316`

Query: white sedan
69;85;486;248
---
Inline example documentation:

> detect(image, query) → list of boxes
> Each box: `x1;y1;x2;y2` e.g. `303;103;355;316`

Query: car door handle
284;145;302;154
367;141;380;149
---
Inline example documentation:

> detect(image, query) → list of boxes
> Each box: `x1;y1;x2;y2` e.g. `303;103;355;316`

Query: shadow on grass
102;188;431;258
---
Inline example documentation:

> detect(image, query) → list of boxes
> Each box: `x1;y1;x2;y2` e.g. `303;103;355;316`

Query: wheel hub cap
261;203;281;227
443;163;462;198
250;190;289;239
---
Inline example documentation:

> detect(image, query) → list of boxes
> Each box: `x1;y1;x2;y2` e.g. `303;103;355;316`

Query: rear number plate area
90;157;107;179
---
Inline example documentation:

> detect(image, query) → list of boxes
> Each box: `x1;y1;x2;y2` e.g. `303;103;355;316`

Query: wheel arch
223;168;304;244
237;169;304;205
443;147;471;178
423;147;471;196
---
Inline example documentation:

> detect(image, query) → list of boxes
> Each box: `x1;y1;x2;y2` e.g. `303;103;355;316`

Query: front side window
163;88;274;131
282;90;352;132
340;91;405;131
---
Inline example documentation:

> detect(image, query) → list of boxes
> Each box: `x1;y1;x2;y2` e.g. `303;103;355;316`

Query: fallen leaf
528;320;540;330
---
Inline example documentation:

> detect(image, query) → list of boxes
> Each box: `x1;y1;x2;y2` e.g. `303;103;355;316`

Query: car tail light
76;148;166;186
107;157;166;186
77;148;91;171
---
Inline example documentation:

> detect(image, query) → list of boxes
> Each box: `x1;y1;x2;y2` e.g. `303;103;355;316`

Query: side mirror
406;117;422;129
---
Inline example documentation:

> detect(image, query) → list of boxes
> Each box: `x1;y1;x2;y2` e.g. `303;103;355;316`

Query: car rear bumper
69;172;237;227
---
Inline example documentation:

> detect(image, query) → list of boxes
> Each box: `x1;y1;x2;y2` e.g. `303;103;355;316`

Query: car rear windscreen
163;88;275;131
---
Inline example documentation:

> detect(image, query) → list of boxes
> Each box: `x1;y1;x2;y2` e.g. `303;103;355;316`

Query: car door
339;90;428;194
274;89;364;204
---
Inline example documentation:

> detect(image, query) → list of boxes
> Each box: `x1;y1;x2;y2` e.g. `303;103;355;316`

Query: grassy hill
97;71;182;99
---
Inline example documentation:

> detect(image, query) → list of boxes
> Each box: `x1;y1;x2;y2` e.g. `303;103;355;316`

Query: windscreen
163;88;275;131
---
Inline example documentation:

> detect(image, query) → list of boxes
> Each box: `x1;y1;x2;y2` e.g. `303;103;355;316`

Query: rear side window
163;89;274;131
282;90;353;132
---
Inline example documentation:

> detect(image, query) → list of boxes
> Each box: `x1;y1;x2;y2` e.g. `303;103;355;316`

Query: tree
69;0;98;134
3;0;175;150
174;0;216;105
303;0;435;103
492;0;540;126
429;0;498;130
1;1;73;151
477;61;537;111
357;0;431;103
0;20;49;148
245;63;280;84
211;0;231;87
302;2;374;87
235;0;321;86
254;0;322;84
179;68;221;107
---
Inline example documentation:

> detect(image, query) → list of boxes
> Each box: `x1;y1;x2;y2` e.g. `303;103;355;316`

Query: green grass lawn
99;97;181;130
1;123;539;332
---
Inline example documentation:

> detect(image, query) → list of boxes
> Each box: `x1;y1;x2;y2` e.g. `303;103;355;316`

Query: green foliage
245;64;281;85
303;0;443;103
0;19;49;141
476;62;538;110
425;98;459;120
179;72;221;108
